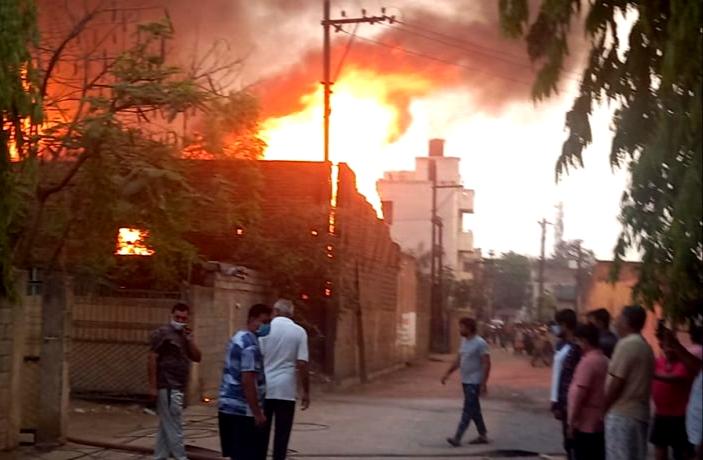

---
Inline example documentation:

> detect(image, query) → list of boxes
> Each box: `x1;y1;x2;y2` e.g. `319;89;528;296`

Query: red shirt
652;356;695;416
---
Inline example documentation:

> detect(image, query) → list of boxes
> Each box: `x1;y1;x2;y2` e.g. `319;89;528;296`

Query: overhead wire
338;29;534;87
334;22;360;81
394;18;528;61
386;19;583;82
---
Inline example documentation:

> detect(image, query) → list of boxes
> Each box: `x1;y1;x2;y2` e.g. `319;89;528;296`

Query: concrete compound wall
193;272;269;400
11;270;268;413
0;273;27;451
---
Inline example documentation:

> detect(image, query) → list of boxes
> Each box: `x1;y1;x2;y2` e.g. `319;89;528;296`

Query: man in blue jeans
442;317;492;446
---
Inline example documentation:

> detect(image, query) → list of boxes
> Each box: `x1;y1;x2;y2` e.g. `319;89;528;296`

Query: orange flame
115;228;155;256
260;65;449;210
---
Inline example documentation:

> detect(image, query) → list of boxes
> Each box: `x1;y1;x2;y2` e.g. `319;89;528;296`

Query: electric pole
575;239;583;314
322;1;395;162
537;218;551;320
429;159;440;352
429;160;463;353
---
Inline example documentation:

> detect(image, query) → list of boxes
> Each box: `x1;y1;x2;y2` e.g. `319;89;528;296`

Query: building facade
376;139;478;279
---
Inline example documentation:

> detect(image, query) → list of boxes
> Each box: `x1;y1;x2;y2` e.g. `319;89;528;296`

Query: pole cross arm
323;15;395;27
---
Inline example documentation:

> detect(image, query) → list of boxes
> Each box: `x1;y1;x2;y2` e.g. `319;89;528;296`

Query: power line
387;20;582;82
334;22;359;81
340;29;534;87
395;19;527;62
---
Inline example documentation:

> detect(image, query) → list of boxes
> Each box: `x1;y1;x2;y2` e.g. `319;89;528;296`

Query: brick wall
333;164;407;381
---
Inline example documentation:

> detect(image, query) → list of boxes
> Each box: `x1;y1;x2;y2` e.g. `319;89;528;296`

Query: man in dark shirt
587;308;618;359
148;302;202;460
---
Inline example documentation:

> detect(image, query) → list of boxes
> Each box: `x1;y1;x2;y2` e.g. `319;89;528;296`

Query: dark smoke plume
37;1;587;135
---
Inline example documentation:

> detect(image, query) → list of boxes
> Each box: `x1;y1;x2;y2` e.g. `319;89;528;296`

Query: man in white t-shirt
260;299;310;460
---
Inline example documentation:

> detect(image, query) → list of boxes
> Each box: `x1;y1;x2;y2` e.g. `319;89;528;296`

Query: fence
71;293;179;397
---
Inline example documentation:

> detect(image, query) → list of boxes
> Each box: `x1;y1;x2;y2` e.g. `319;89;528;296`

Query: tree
499;0;703;320
492;251;531;313
0;0;42;298
4;4;263;290
1;4;264;444
553;239;594;266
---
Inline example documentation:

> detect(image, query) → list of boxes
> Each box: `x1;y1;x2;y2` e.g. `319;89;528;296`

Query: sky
163;0;633;261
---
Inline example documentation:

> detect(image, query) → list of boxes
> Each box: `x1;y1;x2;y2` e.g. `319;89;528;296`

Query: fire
260;65;452;211
115;228;155;256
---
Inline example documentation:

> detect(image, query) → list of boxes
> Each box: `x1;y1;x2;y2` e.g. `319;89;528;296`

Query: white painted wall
377;153;476;275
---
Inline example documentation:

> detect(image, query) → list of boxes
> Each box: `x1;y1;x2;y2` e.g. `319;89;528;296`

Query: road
16;349;566;460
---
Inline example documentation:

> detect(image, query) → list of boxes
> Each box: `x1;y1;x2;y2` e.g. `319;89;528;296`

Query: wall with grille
67;272;269;400
70;294;178;396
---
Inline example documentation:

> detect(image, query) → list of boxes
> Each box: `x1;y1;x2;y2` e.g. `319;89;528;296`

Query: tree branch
40;7;102;99
37;150;91;201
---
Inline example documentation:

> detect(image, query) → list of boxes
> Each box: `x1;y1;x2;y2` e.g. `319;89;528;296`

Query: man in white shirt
260;299;310;460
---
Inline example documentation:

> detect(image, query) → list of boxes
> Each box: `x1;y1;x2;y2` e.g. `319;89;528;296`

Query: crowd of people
486;322;555;366
549;306;702;460
441;306;702;460
148;299;310;460
145;298;702;460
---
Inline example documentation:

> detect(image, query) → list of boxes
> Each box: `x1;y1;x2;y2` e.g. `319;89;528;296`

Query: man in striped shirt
218;303;273;460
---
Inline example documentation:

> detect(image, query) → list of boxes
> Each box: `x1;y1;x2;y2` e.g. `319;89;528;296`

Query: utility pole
429;159;440;352
486;250;495;320
429;160;463;353
321;1;395;162
537;218;551;320
323;0;331;163
575;239;583;314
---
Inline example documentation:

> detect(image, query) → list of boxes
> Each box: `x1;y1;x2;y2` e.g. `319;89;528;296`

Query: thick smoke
37;1;586;134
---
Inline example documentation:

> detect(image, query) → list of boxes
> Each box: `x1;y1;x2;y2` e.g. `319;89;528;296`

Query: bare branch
37;150;91;201
41;7;103;99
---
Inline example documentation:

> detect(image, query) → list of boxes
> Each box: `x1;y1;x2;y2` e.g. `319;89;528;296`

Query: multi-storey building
377;139;479;279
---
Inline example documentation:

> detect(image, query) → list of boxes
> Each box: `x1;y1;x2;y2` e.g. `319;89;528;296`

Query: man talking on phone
148;302;202;460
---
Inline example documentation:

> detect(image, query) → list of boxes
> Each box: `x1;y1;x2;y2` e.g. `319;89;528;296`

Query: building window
463;261;473;273
381;200;394;225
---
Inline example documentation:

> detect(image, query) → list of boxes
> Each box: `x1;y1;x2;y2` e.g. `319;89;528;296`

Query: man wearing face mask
148;302;202;460
218;303;273;460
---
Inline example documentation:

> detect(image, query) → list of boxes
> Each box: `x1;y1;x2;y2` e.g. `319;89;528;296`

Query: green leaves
492;252;532;312
2;7;265;290
1;0;42;298
499;0;530;37
500;0;703;320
